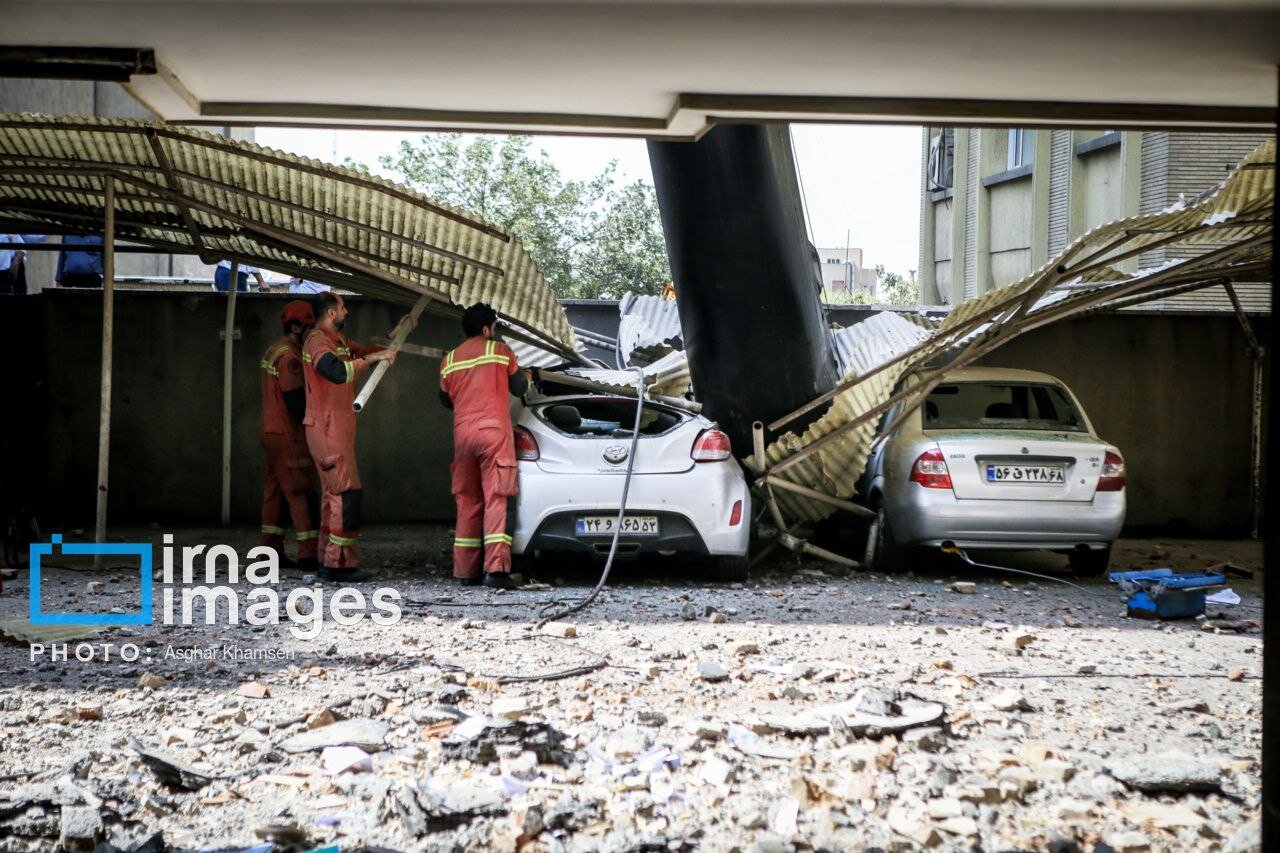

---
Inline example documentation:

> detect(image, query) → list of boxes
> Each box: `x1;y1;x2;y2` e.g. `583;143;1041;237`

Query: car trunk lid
927;430;1109;501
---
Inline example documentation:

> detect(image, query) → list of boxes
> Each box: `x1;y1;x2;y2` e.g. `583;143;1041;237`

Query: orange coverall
440;338;522;578
301;327;382;570
259;337;320;559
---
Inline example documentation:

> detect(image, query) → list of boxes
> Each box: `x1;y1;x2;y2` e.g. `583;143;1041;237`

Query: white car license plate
576;515;660;536
986;464;1065;483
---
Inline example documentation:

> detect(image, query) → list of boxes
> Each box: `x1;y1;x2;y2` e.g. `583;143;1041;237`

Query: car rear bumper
512;465;751;557
886;487;1125;550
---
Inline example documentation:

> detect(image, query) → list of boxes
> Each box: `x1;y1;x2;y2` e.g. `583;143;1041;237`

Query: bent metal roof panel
761;139;1273;524
0;114;576;357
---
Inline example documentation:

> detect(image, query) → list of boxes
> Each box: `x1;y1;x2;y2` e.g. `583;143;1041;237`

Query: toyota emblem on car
602;444;629;464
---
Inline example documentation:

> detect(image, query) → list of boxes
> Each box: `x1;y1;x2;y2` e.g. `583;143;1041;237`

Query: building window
1007;128;1034;170
928;128;954;190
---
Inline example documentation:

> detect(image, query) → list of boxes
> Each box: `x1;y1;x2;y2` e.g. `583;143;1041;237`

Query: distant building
816;245;878;298
917;128;1271;311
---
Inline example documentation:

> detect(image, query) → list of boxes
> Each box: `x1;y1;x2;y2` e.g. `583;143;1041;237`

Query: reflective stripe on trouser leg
452;453;484;581
326;488;362;569
260;462;285;548
482;481;513;575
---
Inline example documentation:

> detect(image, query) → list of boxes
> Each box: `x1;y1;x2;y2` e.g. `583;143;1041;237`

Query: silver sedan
861;367;1126;575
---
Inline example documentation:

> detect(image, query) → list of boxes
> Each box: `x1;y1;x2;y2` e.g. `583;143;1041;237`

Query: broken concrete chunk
280;719;390;753
74;703;102;721
542;621;577;638
989;689;1036;712
321;745;373;775
491;697;531;720
306;709;337;730
948;582;976;594
700;756;736;786
137;672;165;690
235;681;270;699
58;805;103;852
698;661;730;682
1109;750;1222;793
757;688;945;738
85;581;105;595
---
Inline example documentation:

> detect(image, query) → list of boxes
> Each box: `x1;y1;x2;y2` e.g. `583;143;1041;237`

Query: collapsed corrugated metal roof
0;114;577;358
830;311;932;380
561;349;694;400
759;139;1273;525
618;291;684;365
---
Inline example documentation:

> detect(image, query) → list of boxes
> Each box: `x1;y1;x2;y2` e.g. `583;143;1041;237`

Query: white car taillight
1097;450;1126;491
909;448;953;489
691;429;732;462
514;426;540;461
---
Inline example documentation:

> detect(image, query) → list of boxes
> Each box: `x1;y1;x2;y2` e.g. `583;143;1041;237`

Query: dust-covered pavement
0;526;1263;852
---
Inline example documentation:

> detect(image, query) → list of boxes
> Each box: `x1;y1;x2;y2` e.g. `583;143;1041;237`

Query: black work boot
298;557;319;573
320;565;371;583
483;571;520;590
459;575;482;587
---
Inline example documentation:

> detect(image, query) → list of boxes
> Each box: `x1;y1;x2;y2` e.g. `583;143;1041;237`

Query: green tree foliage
874;264;919;305
378;134;670;299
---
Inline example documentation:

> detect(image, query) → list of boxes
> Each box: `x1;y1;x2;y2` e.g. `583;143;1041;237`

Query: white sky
255;124;922;275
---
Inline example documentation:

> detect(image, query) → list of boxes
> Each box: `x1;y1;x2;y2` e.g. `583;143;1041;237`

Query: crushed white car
511;392;752;580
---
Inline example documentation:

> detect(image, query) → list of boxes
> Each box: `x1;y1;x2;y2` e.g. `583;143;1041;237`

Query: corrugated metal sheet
830;312;931;379
617;291;683;365
763;139;1273;524
560;348;693;399
0;114;576;355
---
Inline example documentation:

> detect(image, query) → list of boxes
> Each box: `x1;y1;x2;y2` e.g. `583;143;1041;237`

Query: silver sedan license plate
986;464;1065;483
576;515;660;536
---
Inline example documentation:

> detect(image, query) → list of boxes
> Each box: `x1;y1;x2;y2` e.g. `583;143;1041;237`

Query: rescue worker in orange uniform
438;303;532;589
302;292;413;581
259;300;321;569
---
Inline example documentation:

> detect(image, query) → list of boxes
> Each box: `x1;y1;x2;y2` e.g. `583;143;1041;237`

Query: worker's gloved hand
370;350;397;365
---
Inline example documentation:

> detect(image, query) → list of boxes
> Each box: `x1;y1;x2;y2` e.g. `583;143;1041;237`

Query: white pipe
93;180;116;572
220;261;238;526
353;294;433;412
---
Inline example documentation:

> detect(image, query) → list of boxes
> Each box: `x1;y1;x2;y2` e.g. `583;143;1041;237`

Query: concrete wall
976;312;1268;535
0;293;1266;536
987;177;1033;288
3;290;462;527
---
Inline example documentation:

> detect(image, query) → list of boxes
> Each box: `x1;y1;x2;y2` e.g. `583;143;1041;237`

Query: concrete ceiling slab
8;1;1279;135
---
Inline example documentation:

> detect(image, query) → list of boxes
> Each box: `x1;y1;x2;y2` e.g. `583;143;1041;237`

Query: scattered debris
1109;750;1222;793
235;681;270;699
441;717;574;766
280;718;390;753
129;737;229;791
322;745;373;775
698;661;730;682
137;672;165;690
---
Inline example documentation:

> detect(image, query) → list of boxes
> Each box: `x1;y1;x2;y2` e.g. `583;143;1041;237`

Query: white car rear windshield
924;382;1085;432
536;398;686;438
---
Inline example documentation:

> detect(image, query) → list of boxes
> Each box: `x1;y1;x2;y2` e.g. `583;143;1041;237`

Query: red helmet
281;300;315;326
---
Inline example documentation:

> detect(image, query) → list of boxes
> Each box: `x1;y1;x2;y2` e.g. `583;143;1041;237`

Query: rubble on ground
0;528;1264;851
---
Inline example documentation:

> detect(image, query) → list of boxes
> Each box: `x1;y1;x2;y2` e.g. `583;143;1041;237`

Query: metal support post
221;261;238;525
93;179;116;571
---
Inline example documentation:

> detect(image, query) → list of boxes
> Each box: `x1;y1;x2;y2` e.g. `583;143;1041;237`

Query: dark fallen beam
647;124;839;450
